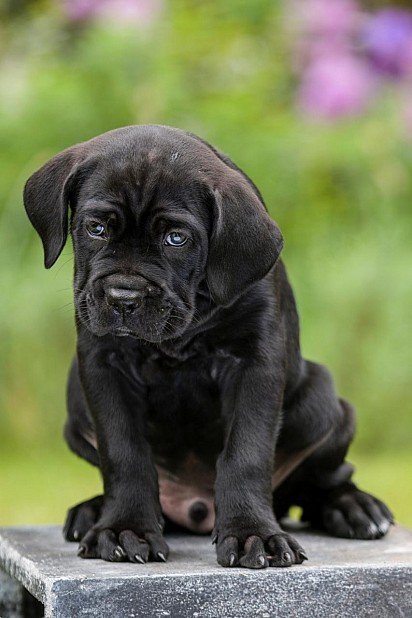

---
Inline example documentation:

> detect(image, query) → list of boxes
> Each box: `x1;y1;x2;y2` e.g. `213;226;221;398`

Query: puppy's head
24;125;283;342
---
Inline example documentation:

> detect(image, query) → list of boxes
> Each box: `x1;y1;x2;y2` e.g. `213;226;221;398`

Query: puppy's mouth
115;326;136;337
76;291;192;343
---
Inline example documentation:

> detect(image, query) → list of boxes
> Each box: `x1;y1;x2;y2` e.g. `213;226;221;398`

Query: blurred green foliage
0;1;411;525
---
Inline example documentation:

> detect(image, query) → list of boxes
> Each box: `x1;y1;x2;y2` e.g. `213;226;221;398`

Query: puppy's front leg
214;364;307;569
76;343;168;563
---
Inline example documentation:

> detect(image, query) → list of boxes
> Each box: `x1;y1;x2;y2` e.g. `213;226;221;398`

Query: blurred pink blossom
62;0;162;25
288;0;361;75
100;0;162;25
289;1;412;126
298;53;375;121
363;9;412;78
63;0;99;22
298;0;358;39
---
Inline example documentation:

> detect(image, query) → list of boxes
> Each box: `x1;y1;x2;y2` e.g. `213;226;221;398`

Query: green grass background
0;1;411;527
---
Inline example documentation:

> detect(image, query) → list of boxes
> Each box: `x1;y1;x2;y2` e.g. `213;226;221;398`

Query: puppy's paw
322;488;394;540
64;495;103;542
77;527;169;564
215;532;307;569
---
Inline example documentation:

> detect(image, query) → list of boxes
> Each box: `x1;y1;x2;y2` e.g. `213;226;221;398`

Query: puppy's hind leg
277;361;394;540
301;398;394;540
63;357;103;542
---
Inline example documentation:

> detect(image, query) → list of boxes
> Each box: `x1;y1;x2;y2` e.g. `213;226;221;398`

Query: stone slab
0;525;411;617
0;570;23;618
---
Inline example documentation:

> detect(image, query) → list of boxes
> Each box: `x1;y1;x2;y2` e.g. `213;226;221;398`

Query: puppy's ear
23;146;86;268
207;178;283;306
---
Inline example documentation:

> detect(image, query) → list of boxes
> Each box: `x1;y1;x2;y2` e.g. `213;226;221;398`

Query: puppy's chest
141;353;225;468
143;353;220;421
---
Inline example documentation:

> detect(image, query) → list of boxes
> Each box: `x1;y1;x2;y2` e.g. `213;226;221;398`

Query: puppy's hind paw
322;488;394;540
63;495;103;542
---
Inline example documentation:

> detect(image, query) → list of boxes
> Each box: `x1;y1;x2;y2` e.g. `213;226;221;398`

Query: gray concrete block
0;569;23;618
0;525;411;617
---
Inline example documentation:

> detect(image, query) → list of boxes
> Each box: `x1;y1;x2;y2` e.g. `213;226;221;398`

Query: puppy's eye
86;221;107;239
164;231;188;247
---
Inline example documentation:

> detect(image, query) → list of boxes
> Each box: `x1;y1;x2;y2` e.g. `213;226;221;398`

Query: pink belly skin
156;452;216;533
158;470;215;533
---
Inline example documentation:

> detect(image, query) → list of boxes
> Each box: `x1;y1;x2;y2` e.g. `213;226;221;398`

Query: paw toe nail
157;552;167;562
114;547;125;560
229;553;236;567
299;550;308;561
77;546;86;557
73;530;80;541
134;554;145;564
283;552;291;562
211;534;218;544
257;555;266;567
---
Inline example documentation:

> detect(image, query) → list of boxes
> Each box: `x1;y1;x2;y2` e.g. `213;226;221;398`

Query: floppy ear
207;178;283;306
23;146;86;268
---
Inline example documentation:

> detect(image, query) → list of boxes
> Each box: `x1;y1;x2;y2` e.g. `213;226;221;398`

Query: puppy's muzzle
100;275;170;319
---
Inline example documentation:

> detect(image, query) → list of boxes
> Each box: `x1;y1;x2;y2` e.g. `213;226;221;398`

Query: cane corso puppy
24;125;393;568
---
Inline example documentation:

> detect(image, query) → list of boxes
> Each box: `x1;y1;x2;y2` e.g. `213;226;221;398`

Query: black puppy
24;125;393;569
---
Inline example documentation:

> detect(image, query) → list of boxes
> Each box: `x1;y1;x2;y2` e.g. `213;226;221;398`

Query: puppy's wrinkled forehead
76;129;223;220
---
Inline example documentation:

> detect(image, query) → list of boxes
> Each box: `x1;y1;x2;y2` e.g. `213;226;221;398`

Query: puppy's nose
105;287;142;315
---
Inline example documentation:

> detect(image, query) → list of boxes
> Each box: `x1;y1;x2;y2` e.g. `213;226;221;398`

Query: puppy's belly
81;431;330;534
157;466;215;533
156;452;216;533
157;434;332;533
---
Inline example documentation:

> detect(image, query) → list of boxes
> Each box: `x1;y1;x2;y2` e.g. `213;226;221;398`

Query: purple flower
99;0;162;25
363;9;412;78
62;0;100;22
62;0;162;25
297;0;358;39
287;0;362;79
298;53;375;120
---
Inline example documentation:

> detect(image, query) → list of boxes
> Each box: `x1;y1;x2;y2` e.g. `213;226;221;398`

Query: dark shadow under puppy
24;125;393;568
